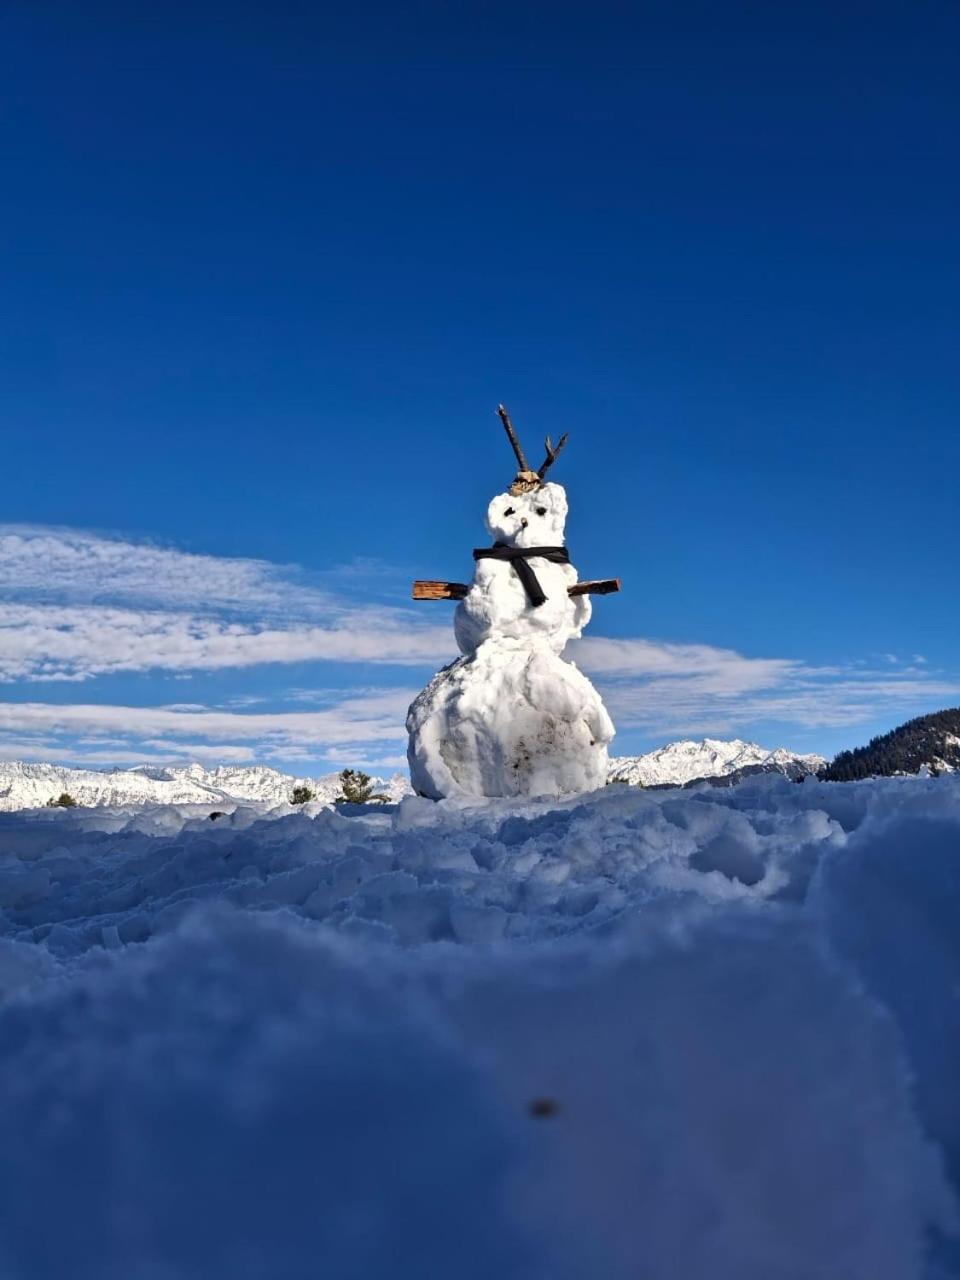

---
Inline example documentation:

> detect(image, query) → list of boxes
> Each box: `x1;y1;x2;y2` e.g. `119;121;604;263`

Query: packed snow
408;641;613;800
0;772;958;1278
408;480;614;798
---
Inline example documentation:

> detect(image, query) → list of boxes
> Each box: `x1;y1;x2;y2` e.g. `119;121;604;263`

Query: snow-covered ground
0;774;958;1278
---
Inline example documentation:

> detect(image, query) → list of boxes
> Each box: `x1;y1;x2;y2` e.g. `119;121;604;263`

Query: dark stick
497;404;530;472
538;432;569;479
568;578;621;596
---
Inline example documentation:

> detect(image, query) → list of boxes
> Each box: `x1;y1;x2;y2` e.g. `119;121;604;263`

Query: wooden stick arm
568;578;621;597
412;578;620;601
412;580;469;600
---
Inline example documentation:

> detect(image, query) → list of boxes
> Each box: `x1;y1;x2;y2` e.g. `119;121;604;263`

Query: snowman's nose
520;518;528;528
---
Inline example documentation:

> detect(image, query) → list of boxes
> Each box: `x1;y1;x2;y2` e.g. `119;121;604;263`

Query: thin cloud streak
0;526;330;614
0;603;453;681
603;671;960;734
0;695;414;746
0;691;417;770
572;636;797;691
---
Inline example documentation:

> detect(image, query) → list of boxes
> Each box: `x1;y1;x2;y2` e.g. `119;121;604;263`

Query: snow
933;735;960;774
407;640;614;800
408;481;614;798
0;772;958;1277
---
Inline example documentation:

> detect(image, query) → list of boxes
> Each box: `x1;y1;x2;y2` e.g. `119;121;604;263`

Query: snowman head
485;482;568;549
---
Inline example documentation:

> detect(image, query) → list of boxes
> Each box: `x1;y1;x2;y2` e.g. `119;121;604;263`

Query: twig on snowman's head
497;404;530;473
538;433;569;480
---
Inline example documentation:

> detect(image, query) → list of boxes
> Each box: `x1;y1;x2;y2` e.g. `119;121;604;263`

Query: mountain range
0;760;410;813
609;738;826;789
0;739;826;811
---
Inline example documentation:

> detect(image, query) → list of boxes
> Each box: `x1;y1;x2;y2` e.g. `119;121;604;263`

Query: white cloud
561;632;960;737
0;603;452;681
0;525;329;614
138;741;259;763
0;526;454;682
600;665;960;735
52;743;259;766
1;524;956;754
0;690;418;770
571;636;797;692
0;693;413;747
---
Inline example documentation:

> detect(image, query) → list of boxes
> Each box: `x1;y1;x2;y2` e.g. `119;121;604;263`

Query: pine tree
290;785;315;805
820;707;960;780
46;793;78;808
336;768;387;804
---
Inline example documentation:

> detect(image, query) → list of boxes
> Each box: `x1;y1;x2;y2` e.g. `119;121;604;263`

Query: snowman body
408;481;614;799
453;483;591;655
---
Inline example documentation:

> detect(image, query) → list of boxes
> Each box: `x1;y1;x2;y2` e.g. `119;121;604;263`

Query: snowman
407;407;616;800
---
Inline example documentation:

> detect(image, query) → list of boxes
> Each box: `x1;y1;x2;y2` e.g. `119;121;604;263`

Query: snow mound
0;774;958;1278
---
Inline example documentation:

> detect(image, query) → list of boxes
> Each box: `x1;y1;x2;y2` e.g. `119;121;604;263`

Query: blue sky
1;1;958;773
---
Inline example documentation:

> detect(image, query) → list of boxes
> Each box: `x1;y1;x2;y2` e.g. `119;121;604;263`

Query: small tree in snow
46;793;78;808
290;785;314;805
336;768;387;804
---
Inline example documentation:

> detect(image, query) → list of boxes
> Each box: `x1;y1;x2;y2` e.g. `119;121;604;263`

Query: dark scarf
473;543;570;608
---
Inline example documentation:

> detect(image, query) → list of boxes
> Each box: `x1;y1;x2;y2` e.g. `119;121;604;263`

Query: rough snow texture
0;759;410;812
408;641;614;800
408;481;614;799
612;737;827;787
0;774;958;1278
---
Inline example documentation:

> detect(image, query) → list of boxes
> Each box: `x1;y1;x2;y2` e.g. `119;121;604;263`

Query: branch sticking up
538;432;569;479
497;404;530;473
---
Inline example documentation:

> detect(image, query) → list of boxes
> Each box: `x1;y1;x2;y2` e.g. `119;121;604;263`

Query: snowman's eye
504;507;515;517
536;506;547;516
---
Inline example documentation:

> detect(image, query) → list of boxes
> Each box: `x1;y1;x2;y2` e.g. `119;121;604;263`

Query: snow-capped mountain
609;739;826;789
0;760;411;813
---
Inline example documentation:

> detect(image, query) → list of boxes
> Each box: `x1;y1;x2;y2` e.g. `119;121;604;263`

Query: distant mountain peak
609;738;826;789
